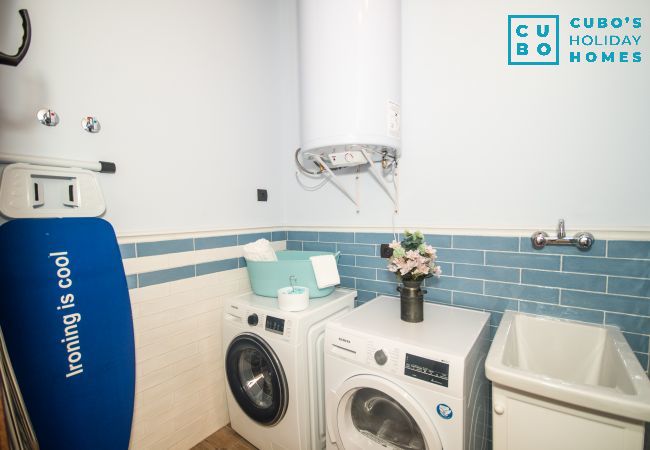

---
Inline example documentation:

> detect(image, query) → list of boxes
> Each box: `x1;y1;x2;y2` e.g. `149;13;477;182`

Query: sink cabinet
485;311;650;450
492;384;645;450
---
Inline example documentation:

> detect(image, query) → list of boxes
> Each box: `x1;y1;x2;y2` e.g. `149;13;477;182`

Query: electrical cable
294;148;321;175
295;171;330;190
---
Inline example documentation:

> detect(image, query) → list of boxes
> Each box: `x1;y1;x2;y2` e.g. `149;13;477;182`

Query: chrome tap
531;219;594;251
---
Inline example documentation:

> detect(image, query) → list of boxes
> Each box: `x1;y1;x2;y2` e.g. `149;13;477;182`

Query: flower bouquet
387;230;441;322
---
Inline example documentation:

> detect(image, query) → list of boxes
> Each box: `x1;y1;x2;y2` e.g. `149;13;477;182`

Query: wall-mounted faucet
531;219;594;251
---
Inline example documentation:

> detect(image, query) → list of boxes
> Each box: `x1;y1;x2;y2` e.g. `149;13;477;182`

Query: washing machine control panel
240;308;292;340
367;342;399;372
374;349;388;365
404;353;449;387
265;316;285;334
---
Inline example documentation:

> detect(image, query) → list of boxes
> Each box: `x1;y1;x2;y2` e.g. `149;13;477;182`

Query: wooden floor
191;425;257;450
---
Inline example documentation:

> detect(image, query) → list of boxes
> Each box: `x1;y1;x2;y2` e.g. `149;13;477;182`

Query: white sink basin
486;311;650;421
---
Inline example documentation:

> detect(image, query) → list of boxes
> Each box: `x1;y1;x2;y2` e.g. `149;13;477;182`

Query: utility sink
486;311;650;421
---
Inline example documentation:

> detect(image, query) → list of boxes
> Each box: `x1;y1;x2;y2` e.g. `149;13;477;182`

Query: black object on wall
0;9;31;67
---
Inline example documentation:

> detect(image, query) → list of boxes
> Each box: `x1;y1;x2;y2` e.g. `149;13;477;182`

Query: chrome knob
574;232;594;251
374;349;388;366
531;231;548;249
37;108;59;126
81;116;100;133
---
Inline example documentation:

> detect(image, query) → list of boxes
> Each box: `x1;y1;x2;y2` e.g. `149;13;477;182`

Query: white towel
243;239;277;262
310;254;340;289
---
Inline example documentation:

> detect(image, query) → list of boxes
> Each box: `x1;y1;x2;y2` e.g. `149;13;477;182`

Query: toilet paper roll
277;286;309;312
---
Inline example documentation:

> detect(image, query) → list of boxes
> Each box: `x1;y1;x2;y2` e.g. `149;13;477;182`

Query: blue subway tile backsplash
453;292;518;313
484;281;559;304
423;234;452;248
286;230;650;372
137;238;194;257
453;235;519;252
608;241;650;259
120;229;650;373
608;277;650;298
339;276;355;289
287;231;318;241
303;241;336;252
286;241;303;251
196;258;239;276
356;256;390;269
126;274;137;290
271;231;288;241
622;332;650;354
319;231;355;243
485;251;561;271
337;243;376;256
454;264;520;283
563;256;650;278
195;235;237;250
605;312;650;335
561;290;650;316
521;269;607;292
119;243;136;259
138;265;195;288
354;232;397;245
424;288;453;304
339;265;376;280
436;248;484;264
427;275;484;294
238;232;272;245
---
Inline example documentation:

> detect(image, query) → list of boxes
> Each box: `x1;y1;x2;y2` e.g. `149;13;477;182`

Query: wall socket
380;243;393;258
257;189;268;202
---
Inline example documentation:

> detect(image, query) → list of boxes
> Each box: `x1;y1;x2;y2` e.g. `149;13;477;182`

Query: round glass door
225;333;288;426
331;375;442;450
350;388;425;449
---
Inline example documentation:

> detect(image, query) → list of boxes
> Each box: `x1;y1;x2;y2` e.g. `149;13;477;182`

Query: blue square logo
508;15;560;65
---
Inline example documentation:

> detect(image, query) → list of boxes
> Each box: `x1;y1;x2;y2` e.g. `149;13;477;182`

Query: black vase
397;278;427;323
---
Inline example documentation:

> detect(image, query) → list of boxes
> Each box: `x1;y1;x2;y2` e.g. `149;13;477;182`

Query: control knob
247;314;258;326
374;349;388;366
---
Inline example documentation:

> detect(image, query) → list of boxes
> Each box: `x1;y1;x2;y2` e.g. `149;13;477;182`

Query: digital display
265;316;285;334
404;353;449;387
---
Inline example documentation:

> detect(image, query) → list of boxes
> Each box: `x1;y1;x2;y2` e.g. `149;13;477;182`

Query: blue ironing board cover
0;218;135;450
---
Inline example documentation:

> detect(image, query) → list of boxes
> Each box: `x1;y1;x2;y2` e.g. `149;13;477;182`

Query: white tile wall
128;267;251;449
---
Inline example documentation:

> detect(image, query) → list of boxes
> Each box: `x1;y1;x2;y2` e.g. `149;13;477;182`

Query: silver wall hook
81;116;100;133
37;109;59;127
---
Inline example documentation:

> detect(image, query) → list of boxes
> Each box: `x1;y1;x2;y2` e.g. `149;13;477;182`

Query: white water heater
298;0;401;159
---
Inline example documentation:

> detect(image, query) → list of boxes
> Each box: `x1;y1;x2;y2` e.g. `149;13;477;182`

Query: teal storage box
245;250;339;298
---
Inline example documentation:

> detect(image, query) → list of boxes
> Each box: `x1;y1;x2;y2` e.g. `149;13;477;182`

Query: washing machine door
225;332;289;426
329;374;443;450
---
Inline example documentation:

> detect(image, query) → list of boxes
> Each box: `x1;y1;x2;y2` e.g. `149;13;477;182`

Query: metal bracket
299;147;399;213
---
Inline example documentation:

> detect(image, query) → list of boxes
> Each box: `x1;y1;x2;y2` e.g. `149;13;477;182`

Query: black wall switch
257;189;268;202
380;243;393;258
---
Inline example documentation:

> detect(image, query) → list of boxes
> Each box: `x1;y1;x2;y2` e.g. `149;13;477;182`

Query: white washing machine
223;288;357;450
324;295;490;450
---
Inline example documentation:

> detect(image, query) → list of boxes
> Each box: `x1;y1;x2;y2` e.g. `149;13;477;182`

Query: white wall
0;0;295;235
284;0;650;233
